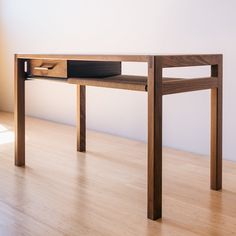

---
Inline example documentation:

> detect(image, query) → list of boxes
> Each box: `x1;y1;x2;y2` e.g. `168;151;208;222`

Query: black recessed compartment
68;61;121;78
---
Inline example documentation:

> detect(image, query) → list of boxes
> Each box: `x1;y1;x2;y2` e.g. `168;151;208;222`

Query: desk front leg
14;58;26;166
77;85;86;152
147;57;163;220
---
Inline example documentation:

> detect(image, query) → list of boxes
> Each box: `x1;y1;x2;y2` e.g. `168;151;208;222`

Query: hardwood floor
0;111;235;236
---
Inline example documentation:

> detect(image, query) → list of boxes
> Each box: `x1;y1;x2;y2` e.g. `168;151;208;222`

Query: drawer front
29;59;67;78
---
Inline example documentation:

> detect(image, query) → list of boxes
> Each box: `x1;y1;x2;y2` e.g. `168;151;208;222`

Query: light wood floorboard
0;112;235;236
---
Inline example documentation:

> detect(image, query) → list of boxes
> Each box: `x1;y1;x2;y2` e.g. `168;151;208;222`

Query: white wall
0;0;236;160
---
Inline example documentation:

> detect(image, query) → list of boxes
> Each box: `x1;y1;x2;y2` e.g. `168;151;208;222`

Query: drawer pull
34;63;56;71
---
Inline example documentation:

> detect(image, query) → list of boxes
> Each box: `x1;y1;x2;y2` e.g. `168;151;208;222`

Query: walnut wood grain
14;57;26;166
68;75;147;91
162;77;218;95
69;76;218;94
77;85;86;152
161;55;220;67
147;56;163;220
16;54;222;64
16;54;150;62
210;55;223;190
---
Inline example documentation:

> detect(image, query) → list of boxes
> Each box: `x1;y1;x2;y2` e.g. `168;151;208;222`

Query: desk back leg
14;58;26;166
77;85;86;152
210;57;223;190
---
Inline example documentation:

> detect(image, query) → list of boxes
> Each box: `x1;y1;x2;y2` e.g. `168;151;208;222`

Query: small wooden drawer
29;59;67;78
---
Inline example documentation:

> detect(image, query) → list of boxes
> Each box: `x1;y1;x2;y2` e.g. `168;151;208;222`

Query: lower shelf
68;75;186;92
27;75;217;94
68;75;148;91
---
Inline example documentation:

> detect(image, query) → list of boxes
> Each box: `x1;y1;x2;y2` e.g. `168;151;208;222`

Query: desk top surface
15;54;222;63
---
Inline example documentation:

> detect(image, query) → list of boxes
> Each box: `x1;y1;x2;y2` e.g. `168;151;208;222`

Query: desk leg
77;85;86;152
147;57;163;220
210;60;223;190
14;58;26;166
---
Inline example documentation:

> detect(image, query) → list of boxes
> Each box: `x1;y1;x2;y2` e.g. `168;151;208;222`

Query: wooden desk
14;54;223;220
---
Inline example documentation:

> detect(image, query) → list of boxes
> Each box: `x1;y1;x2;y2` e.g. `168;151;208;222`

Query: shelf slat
68;75;148;91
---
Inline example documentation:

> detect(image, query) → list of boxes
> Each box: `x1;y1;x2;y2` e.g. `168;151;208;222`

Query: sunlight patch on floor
0;125;8;132
0;124;14;144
